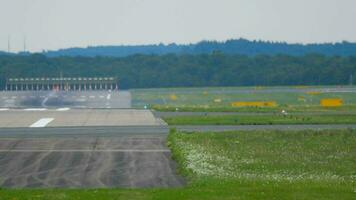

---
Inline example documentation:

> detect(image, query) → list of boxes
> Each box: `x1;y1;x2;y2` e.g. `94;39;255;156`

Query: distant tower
23;36;27;52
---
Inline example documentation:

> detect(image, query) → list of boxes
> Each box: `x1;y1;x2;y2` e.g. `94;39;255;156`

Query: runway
0;136;184;188
0;90;131;109
0;109;166;128
0;91;184;188
0;126;169;138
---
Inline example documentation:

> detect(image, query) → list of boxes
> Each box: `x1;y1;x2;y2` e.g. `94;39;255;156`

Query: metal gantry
4;77;119;91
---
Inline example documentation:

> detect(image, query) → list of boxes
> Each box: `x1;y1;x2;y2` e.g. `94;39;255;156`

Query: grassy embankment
1;129;355;199
163;114;356;125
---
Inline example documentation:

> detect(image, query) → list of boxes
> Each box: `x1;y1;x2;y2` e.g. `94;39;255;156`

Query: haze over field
1;0;356;52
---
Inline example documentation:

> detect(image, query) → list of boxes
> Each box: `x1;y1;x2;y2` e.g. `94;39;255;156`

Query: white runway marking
89;95;95;99
0;149;170;153
11;96;17;99
81;96;86;98
30;118;54;128
107;94;111;100
99;95;105;98
24;108;47;111
0;108;9;111
56;108;70;111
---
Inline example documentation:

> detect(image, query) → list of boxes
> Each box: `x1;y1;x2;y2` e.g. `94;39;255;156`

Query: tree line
3;39;356;57
0;53;355;89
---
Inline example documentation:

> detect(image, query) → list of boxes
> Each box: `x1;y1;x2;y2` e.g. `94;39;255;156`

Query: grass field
131;86;356;112
1;129;355;199
163;114;356;125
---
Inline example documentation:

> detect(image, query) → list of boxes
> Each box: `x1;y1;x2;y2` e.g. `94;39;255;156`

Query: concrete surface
0;136;184;188
0;126;169;138
0;91;184;188
0;91;131;109
0;109;166;128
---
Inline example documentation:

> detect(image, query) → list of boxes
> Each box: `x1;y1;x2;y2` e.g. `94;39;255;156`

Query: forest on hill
0;53;355;89
2;39;356;57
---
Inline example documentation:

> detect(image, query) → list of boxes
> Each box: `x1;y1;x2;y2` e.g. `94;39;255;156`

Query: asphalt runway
0;109;166;128
0;126;169;138
0;124;183;188
0;91;184;188
0;90;131;109
0;136;184;188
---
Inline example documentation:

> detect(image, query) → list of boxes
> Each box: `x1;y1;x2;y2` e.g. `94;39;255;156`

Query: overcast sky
1;0;356;52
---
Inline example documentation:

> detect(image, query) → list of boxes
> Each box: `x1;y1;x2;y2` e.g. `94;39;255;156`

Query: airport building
4;77;118;91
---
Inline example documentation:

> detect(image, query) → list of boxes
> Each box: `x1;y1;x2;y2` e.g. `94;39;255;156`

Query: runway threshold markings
30;118;54;128
107;94;111;100
0;108;9;111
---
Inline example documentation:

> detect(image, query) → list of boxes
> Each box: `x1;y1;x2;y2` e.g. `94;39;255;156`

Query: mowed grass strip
167;129;356;199
152;104;356;113
131;86;356;113
1;129;355;199
163;114;356;125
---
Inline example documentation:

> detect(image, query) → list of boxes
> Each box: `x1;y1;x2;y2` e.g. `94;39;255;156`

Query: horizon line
2;37;356;54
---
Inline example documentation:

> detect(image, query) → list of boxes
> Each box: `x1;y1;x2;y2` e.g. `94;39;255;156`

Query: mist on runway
0;91;131;109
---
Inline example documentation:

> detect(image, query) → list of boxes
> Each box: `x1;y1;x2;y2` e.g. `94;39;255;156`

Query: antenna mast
7;35;10;53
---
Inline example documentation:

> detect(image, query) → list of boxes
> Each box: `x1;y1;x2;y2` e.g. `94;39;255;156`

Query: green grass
130;86;356;112
1;181;353;200
1;129;355;199
167;129;356;199
152;104;356;113
163;114;356;125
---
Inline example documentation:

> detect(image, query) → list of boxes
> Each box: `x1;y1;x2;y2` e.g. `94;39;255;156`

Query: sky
0;0;356;52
